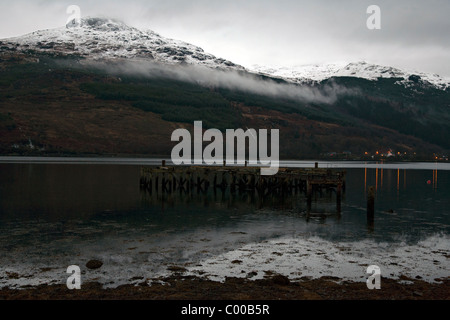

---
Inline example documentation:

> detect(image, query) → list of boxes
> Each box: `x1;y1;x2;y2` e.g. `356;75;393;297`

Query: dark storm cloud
1;0;449;76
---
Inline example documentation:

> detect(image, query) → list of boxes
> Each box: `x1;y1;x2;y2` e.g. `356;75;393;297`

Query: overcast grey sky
1;0;449;76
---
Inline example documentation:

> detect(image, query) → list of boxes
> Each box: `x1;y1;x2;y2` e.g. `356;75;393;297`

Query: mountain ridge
251;62;450;91
1;17;449;91
0;17;243;71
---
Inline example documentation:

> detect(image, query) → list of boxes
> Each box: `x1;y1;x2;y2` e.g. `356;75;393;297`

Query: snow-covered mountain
1;17;448;91
0;17;243;71
250;61;450;91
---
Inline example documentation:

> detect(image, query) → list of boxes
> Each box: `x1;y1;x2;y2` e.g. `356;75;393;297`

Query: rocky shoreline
1;275;448;300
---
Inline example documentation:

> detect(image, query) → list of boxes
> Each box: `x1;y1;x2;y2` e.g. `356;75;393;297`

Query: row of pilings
139;163;346;208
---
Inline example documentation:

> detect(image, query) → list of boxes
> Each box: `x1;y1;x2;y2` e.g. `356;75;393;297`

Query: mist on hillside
79;59;359;105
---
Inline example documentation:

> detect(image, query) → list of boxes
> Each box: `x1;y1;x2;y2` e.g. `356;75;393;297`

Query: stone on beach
86;260;103;270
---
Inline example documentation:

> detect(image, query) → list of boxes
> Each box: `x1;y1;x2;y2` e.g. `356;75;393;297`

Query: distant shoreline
1;156;449;170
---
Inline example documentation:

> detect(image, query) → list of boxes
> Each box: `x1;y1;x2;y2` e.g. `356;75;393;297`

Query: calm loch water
0;159;448;288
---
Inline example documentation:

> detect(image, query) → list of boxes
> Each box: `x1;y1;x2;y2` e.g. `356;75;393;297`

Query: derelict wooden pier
140;163;346;206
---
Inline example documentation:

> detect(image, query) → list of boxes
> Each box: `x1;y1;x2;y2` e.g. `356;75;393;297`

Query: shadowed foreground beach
1;276;448;300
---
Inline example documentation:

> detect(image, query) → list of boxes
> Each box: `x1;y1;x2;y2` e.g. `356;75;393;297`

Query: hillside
0;18;449;160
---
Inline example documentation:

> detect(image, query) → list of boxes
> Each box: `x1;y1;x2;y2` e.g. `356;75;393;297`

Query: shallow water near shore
0;159;448;289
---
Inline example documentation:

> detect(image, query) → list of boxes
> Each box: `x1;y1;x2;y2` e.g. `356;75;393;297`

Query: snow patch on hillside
251;61;450;91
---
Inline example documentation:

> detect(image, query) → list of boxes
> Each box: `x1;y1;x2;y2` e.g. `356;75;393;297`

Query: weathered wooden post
367;186;375;214
315;162;319;169
162;160;166;167
306;177;312;204
161;173;166;193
